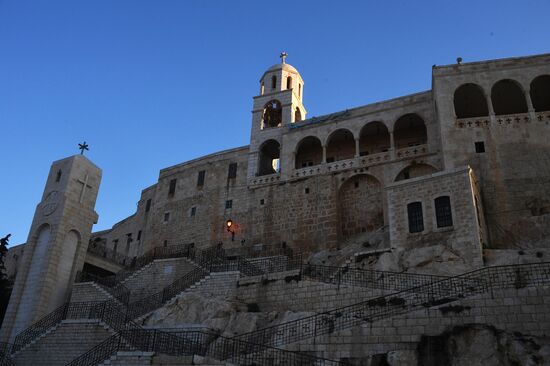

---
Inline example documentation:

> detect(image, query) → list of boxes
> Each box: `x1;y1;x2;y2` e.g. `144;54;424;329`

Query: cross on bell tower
280;51;288;64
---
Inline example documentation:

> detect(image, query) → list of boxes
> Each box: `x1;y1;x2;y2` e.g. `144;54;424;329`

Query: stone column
486;93;496;124
354;138;360;158
389;131;396;160
322;145;327;163
525;90;537;121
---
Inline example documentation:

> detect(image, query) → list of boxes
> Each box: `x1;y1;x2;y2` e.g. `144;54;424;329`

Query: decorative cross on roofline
280;51;288;64
78;142;89;155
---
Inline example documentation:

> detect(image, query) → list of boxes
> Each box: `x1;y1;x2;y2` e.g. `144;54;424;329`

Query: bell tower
1;154;102;342
248;53;307;180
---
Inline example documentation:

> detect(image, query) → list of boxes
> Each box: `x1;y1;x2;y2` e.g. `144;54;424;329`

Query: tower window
262;100;283;129
271;75;277;89
113;239;119;252
435;196;453;228
137;230;142;241
228;162;238;179
168;179;177;196
305;188;310;194
299;84;301;97
55;169;62;182
225;200;233;209
287;76;292;90
145;199;152;212
164;212;170;223
407;202;424;233
197;170;206;187
190;206;196;217
260;199;265;205
260;82;265;95
475;141;485;153
295;107;302;122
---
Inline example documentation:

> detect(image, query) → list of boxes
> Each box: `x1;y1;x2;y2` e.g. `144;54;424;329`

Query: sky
1;0;549;246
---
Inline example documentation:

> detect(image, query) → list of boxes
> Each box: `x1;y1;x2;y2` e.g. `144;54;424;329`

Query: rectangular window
197;170;206;187
164;212;170;223
190;206;196;217
137;230;142;241
126;233;132;244
113;239;119;252
435;196;453;228
145;199;152;212
475;141;485;153
228;163;238;179
225;200;233;209
168;179;177;196
407;202;424;233
260;199;265;205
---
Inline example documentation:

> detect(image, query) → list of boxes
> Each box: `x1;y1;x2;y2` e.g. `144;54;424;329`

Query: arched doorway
338;174;383;240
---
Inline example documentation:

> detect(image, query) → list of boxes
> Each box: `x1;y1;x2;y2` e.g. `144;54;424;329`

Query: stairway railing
234;261;550;348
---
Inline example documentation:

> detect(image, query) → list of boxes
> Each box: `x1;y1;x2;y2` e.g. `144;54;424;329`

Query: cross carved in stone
77;174;93;203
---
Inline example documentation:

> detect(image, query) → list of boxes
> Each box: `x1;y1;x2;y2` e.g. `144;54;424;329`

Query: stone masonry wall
285;285;550;362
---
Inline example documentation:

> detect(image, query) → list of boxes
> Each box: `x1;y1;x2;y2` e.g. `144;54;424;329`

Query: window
228;163;238;179
475;141;485;153
168;179;177;196
225;200;233;209
435;196;453;228
271;75;277;89
145;199;152;212
55;169;62;182
126;233;132;244
260;82;265;95
163;240;168;247
298;84;301;97
137;230;142;241
190;206;196;217
260;199;265;205
305;188;310;194
287;76;292;89
164;212;170;223
407;202;424;233
113;239;119;252
197;170;206;187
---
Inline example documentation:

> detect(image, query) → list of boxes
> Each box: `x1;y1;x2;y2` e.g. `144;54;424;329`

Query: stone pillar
0;155;102;343
322;145;327;163
389;131;396;159
486;93;496;124
354;138;360;158
525;90;537;121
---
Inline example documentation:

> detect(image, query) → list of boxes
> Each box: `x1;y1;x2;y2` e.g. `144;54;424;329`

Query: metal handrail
234;261;550;348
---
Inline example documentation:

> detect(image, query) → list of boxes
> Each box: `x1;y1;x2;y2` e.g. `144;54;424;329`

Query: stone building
1;52;550;366
81;52;550;275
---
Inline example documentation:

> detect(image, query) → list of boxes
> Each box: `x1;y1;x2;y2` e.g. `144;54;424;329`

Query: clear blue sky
1;0;549;246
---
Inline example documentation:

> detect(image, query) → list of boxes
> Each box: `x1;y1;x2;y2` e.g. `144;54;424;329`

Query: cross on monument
78;142;89;155
77;174;93;203
280;51;288;64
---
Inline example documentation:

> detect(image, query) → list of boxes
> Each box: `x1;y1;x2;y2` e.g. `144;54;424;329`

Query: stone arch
258;139;281;176
14;224;51;334
393;113;427;149
530;75;550;112
295;107;302;122
261;100;282;129
287;76;293;90
338;174;384;241
359;121;390;156
395;163;438;182
491;79;528;115
50;230;80;311
454;83;489;118
325;128;355;162
295;136;323;168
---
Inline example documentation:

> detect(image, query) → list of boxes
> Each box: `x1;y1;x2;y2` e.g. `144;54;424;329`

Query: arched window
271;75;277;89
262;100;282;129
260;82;265;95
454;83;489;118
359;121;390;155
295;107;302;122
407;202;424;233
55;169;62;182
287;76;292;90
298;84;302;97
530;75;550;112
295;136;322;168
258;140;281;176
326;129;355;162
491;79;528;115
435;196;453;228
393;114;427;149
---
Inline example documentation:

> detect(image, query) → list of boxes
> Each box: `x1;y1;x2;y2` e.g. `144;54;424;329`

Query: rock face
417;324;550;366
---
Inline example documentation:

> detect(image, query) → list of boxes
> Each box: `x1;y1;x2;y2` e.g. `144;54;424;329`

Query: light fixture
226;219;235;241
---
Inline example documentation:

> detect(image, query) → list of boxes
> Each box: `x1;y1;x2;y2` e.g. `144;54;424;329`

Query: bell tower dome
247;53;308;180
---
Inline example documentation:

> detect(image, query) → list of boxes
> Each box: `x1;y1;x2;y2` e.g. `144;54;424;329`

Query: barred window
228;163;238;179
225;200;233;209
407;202;424;233
197;170;206;187
435;196;453;228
